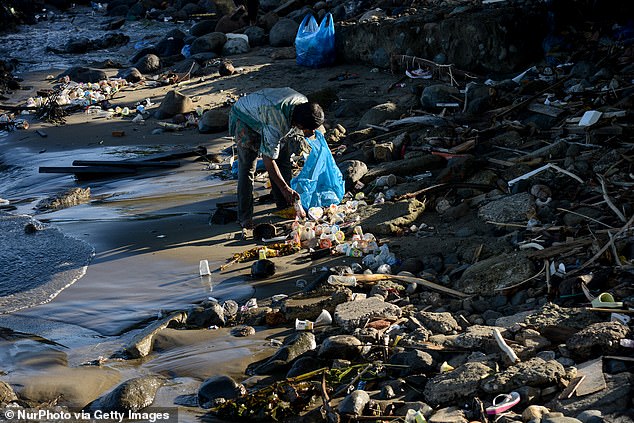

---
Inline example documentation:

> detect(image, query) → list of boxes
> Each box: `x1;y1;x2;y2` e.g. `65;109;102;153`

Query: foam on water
0;212;95;314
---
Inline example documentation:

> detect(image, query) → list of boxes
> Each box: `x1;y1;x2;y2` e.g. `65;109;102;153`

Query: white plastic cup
199;259;211;276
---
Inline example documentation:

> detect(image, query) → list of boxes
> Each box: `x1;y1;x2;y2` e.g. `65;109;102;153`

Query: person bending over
228;87;324;231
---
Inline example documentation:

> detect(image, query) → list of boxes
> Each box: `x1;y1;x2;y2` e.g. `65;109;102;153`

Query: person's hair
292;102;324;130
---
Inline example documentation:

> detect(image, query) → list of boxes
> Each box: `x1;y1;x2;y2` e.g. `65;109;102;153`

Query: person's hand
282;186;296;205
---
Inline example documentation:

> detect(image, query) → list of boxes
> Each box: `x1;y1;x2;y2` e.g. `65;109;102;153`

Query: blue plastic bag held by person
291;131;344;208
295;13;335;68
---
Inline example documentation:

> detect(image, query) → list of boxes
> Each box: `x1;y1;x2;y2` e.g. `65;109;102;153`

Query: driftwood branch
390;54;479;81
598;175;626;223
492;328;520;363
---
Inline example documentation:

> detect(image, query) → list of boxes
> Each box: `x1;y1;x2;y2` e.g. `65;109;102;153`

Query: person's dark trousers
237;144;258;228
270;142;292;209
237;142;291;228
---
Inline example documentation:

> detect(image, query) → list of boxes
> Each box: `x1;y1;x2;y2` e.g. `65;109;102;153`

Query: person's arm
262;155;295;204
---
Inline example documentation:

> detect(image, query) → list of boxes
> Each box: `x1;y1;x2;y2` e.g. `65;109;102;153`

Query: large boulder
197;375;246;408
318;335;363;360
416;312;460;335
455;252;535;296
481;357;566;394
121;312;187;358
215;12;249;33
133;54;161;74
186;301;225;328
57;67;108;83
334;297;402;331
191;20;217;37
478;192;535;224
249;332;317;374
423;362;493;406
269;18;299;47
155;37;184;57
244;26;267;46
355;199;426;236
222;37;249;56
154;90;194;119
86;376;163;412
117;67;144;83
358;102;402;128
420;84;461;109
198;109;229;133
190;32;227;55
566;322;631;361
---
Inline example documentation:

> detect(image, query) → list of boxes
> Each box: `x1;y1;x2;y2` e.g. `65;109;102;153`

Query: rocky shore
1;0;633;422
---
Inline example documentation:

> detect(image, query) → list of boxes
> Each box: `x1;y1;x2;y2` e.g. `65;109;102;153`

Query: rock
215;13;249;34
222;37;249;56
281;290;351;321
548;372;631;415
334;99;379;118
576;411;602;423
170;59;201;76
338;390;370;416
155;37;184;57
389;349;434;375
36;187;90;211
334;297;402;331
421;85;461;109
244;26;267;46
455;252;535;296
122;312;187;358
482;357;566;394
337;8;545;73
356;199;426;236
416;311;460;335
133;54;161;74
64;37;91;53
566;321;631;361
198;109;229;133
269;18;299;47
190;32;227;55
117;67;144;83
318;335;362;360
0;380;18;403
337;160;368;191
516;328;551;351
522;303;604;334
250;332;317;374
219;60;235;76
197;375;246;408
394;401;434;417
543;417;583;423
478;192;535;224
358;102;402;128
87;376;162;412
155;90;193;119
523;405;551;422
286;356;324;378
465;83;494;114
454;325;510;353
57;66;108;83
186;301;225;328
191;20;217;37
429;407;468;423
95;33;130;50
231;325;256;337
423;362;493;406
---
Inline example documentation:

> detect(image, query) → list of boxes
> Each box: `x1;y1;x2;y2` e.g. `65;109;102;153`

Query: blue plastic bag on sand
291;131;344;208
295;13;335;68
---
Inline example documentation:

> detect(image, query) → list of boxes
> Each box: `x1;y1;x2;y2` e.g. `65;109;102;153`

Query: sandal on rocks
591;292;623;309
486;392;520;415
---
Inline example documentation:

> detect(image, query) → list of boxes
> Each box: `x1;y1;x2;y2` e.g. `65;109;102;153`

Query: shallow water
0;6;189;74
0;141;236;331
0;212;94;313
